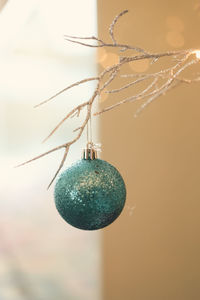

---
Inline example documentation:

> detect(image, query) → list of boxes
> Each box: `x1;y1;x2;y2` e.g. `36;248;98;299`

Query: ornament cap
82;148;97;160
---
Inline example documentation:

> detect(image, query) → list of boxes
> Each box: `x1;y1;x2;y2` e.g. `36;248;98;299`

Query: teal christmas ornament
54;148;126;230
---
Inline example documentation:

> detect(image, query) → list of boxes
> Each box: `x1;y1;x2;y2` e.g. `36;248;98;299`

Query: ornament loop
82;148;97;160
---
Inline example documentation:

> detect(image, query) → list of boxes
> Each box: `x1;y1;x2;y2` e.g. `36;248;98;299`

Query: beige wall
98;1;200;299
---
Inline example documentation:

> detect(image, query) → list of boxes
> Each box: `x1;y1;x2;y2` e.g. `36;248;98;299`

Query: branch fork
16;10;200;187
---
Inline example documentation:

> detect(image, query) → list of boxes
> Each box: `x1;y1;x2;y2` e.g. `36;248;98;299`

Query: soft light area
0;1;101;300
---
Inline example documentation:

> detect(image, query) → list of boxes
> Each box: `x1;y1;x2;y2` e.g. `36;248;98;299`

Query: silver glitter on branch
16;10;200;187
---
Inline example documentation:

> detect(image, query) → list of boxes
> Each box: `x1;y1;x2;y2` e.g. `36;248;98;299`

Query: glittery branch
17;11;200;187
34;77;99;108
109;9;128;45
47;146;69;189
42;101;89;143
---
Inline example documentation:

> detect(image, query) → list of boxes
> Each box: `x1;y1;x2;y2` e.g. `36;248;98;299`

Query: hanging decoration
17;10;200;230
54;146;126;230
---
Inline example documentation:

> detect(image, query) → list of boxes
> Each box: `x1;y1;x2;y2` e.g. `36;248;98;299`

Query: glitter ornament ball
54;152;126;230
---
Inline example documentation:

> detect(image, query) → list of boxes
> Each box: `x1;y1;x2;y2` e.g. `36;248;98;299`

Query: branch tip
18;11;200;188
47;147;69;189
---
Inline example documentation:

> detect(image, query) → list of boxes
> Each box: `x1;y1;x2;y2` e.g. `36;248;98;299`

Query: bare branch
119;50;190;64
15;143;67;168
95;77;159;115
64;37;148;54
73;126;82;132
42;101;88;143
18;10;200;188
134;58;199;116
99;67;120;93
64;35;105;46
47;146;69;189
107;75;156;94
109;10;128;44
64;37;103;48
34;77;99;108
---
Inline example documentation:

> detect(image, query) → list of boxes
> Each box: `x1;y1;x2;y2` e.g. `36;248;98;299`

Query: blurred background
0;1;100;300
1;0;200;299
98;1;200;300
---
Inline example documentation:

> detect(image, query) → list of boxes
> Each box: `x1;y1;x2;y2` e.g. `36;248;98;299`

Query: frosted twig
107;75;158;94
109;9;128;45
95;77;159;115
47;146;69;189
64;35;104;44
99;66;120;92
134;58;199;116
34;77;99;108
18;11;200;187
64;10;147;54
15;143;67;168
42;101;88;143
95;54;198;116
64;37;148;54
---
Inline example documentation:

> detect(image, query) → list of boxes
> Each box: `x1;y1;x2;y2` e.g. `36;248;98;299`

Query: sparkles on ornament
54;147;126;230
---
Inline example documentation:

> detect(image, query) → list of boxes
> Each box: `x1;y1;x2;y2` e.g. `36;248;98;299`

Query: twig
34;77;99;108
109;10;128;45
18;11;200;187
107;75;157;94
15;144;67;168
47;146;69;189
42;101;88;143
95;77;159;115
